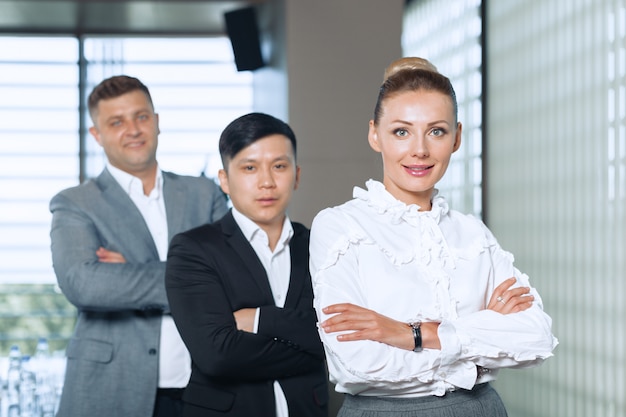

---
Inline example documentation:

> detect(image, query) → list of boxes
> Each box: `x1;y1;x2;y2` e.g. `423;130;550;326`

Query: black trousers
153;388;184;417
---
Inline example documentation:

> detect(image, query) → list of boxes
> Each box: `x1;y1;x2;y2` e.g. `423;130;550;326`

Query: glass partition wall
402;0;483;218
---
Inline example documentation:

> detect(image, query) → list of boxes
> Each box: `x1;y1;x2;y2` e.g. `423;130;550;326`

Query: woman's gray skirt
337;383;507;417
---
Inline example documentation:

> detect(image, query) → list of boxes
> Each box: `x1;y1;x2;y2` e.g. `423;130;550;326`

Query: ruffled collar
353;179;449;226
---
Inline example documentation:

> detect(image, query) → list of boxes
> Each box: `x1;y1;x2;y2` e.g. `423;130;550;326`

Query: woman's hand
321;303;440;350
488;277;534;314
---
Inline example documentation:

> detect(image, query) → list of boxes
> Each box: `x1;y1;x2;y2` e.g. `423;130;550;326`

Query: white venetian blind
488;0;625;416
82;37;253;180
0;35;252;353
0;36;252;286
0;37;80;285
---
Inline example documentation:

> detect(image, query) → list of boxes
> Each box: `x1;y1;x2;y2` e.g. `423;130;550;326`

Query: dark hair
219;112;297;170
87;75;154;121
373;68;458;125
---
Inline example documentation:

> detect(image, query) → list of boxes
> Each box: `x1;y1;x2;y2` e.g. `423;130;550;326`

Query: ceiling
0;0;262;35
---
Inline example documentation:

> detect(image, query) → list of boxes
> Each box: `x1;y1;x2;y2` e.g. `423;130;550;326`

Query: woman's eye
394;128;409;137
431;128;446;137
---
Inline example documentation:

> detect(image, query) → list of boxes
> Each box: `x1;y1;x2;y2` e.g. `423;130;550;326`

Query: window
403;0;483;218
82;37;253;179
0;35;253;355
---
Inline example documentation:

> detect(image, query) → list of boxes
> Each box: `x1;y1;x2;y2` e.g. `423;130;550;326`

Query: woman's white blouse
309;180;558;398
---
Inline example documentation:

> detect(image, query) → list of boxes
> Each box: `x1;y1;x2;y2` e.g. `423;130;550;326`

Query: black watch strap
408;321;423;352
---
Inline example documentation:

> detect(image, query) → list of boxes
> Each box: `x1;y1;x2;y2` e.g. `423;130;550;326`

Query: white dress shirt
310;179;558;398
107;163;191;388
231;206;293;417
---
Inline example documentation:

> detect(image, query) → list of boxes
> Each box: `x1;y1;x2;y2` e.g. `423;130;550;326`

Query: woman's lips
404;164;433;177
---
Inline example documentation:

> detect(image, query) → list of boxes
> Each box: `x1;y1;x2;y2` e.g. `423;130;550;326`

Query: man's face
218;134;300;234
89;90;160;178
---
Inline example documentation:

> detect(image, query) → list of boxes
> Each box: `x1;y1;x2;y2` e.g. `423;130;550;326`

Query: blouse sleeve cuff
437;320;466;365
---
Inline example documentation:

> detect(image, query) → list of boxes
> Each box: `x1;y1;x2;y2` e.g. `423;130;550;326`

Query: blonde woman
310;58;557;417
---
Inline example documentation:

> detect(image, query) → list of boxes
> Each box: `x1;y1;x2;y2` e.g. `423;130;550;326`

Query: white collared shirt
231;206;292;417
107;163;191;388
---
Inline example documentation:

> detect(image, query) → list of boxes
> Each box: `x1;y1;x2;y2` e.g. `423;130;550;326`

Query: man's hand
96;247;126;263
233;308;257;332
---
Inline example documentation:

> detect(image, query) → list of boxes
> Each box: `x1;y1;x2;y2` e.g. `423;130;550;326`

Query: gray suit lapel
162;172;187;242
96;169;159;259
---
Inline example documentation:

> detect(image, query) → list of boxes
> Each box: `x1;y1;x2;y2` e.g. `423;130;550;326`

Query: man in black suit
165;112;329;417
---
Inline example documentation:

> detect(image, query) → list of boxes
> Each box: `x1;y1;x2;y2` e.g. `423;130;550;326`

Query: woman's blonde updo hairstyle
373;57;458;125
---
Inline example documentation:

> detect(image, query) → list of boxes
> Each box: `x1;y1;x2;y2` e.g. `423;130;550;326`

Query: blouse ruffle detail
350;180;455;270
353;179;449;226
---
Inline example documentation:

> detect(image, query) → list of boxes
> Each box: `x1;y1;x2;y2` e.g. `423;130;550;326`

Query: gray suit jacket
49;168;228;417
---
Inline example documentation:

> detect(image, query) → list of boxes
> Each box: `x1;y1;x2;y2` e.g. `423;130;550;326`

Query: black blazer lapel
221;212;275;304
284;223;309;308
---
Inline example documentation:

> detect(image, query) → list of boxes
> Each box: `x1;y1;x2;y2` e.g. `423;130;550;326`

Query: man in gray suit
49;75;228;417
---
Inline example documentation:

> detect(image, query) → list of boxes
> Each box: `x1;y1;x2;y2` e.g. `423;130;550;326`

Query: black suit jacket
165;211;329;417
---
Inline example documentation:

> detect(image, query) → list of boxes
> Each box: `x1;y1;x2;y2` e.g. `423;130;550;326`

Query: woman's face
368;89;461;209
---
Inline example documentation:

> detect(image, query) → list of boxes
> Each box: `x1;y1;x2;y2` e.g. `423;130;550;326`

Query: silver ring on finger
496;296;506;305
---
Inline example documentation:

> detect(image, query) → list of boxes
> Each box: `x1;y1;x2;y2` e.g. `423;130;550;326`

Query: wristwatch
408;321;423;352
